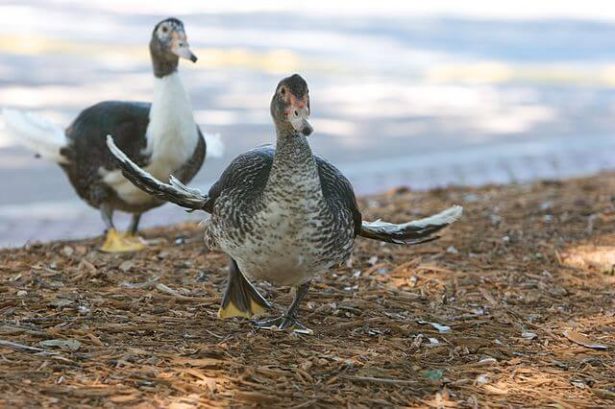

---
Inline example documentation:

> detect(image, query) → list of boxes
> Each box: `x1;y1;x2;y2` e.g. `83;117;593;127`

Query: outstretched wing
106;135;209;210
360;205;463;245
108;136;363;233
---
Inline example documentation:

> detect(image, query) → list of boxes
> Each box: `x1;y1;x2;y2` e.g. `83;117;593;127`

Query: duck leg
218;258;272;319
120;213;147;248
127;213;142;236
254;281;311;332
100;204;145;253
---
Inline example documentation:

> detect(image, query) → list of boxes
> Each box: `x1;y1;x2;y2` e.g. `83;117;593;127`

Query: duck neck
266;126;320;193
150;39;179;78
146;71;197;161
151;71;191;111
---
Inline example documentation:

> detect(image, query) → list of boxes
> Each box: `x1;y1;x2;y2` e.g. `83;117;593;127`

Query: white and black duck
107;74;463;330
2;17;216;252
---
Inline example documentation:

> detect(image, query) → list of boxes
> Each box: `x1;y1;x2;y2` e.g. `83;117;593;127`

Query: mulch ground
1;173;614;408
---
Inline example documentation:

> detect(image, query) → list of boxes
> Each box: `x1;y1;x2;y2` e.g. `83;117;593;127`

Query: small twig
120;275;160;289
153;283;210;303
0;339;57;356
155;283;191;299
289;399;319;409
204;329;225;339
0;324;47;336
343;375;418;385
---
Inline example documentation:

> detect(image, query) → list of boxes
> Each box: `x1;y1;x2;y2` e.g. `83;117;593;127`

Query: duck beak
171;33;198;63
289;97;312;136
299;118;313;136
290;110;312;136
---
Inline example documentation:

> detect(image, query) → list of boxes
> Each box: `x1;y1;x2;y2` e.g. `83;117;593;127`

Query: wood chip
563;329;608;350
2;173;615;407
39;339;81;351
344;375;418;385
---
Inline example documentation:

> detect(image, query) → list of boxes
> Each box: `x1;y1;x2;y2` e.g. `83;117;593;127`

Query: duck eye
294;110;299;117
161;26;169;34
280;87;286;96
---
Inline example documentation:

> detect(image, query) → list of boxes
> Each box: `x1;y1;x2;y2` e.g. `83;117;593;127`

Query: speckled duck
107;74;463;330
2;18;211;252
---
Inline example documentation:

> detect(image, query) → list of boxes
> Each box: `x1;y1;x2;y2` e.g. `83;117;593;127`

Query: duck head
150;17;197;78
271;74;313;137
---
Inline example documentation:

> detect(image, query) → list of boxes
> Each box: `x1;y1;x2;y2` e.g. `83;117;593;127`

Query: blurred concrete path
1;1;615;247
1;136;613;248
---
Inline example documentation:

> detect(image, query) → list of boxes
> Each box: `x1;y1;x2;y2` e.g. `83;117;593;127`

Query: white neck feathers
145;72;198;174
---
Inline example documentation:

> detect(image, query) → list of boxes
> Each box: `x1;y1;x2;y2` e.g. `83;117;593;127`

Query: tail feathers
360;205;463;245
2;108;69;164
106;134;209;210
204;132;224;159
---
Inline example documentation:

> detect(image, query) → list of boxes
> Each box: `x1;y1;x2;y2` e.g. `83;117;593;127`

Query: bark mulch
1;173;614;408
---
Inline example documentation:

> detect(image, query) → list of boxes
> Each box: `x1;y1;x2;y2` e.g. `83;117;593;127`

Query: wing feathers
360;205;463;244
2;108;69;164
106;135;209;210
